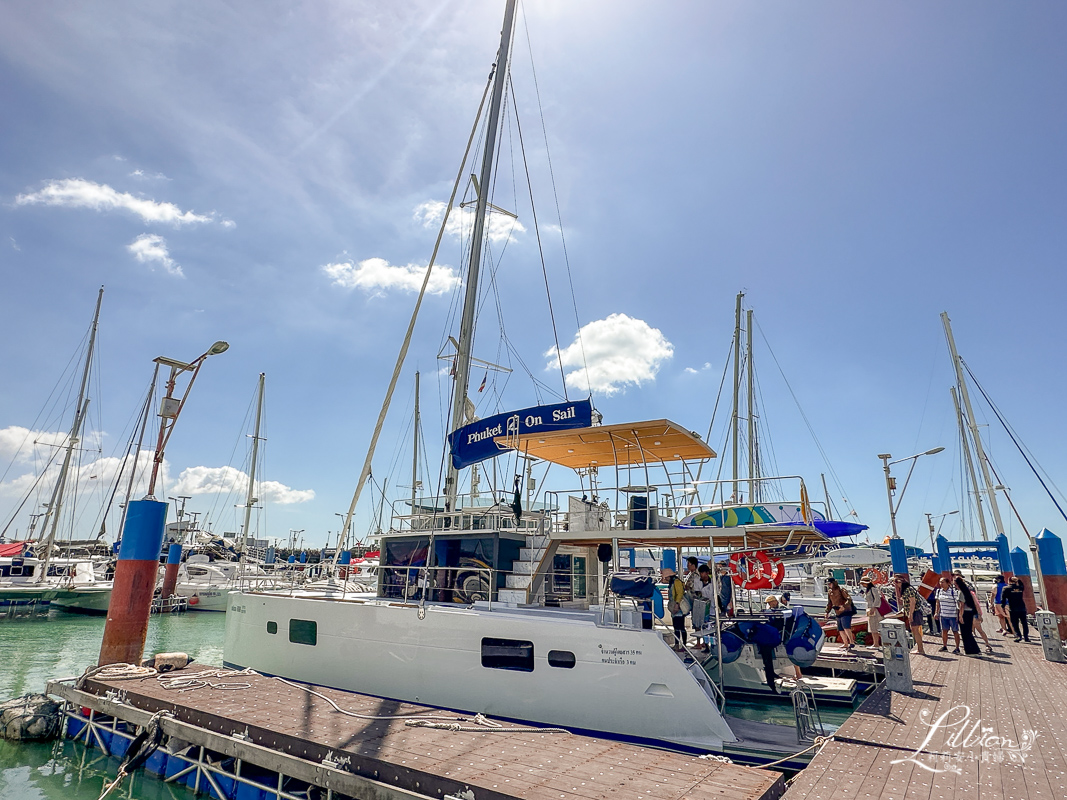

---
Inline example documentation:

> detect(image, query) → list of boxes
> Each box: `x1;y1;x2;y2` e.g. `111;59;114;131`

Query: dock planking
783;634;1067;800
77;665;785;800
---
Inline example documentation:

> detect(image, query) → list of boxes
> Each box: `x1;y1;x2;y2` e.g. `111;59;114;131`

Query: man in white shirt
935;577;961;654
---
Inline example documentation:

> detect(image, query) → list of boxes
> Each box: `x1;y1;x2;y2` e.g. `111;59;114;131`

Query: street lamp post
879;448;946;541
925;510;959;552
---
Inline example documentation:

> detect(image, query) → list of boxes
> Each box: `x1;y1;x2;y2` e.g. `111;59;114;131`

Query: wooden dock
53;664;786;800
784;634;1067;800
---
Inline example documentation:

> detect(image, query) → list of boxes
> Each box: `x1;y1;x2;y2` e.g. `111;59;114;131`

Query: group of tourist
824;568;1032;658
660;557;732;651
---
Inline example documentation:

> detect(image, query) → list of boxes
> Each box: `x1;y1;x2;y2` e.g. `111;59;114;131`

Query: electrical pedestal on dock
879;619;913;692
1036;610;1067;663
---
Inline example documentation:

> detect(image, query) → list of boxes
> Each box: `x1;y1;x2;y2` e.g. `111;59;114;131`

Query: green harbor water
0;609;226;799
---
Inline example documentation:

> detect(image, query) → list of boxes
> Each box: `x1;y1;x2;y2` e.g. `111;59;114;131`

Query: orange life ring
864;567;888;585
729;551;774;590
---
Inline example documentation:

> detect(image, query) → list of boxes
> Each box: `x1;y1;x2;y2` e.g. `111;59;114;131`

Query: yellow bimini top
494;419;716;469
496;419;830;550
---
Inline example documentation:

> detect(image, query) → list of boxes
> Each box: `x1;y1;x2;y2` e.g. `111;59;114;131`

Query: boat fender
141;652;191;673
0;694;61;741
710;630;746;663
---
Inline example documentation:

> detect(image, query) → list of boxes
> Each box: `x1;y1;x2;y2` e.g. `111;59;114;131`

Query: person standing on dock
993;575;1014;635
859;575;886;647
824;577;857;650
1003;576;1032;643
894;576;927;655
935;577;962;654
953;569;994;651
954;575;983;656
716;563;734;618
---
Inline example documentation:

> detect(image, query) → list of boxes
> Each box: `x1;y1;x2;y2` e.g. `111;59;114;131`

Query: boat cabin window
547;650;576;669
481;637;534;672
288;619;317;646
379;532;523;603
266;621;278;635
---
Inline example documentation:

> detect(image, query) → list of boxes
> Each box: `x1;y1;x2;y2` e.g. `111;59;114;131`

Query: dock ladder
791;682;826;742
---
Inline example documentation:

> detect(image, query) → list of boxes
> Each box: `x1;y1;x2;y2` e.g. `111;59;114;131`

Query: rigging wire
519;4;589;388
753;317;859;521
961;359;1067;525
508;73;567;399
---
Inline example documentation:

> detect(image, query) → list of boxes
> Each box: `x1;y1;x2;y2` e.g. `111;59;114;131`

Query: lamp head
877;453;892;460
208;341;229;356
924;446;945;456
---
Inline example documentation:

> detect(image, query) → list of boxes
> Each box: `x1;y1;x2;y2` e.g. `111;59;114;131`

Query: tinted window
481;637;534;672
548;650;576;669
266;621;278;635
289;619;317;645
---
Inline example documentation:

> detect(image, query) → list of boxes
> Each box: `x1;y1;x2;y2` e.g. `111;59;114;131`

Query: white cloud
684;367;698;374
0;426;70;464
16;178;212;225
322;257;459;295
172;465;314;505
547;313;674;395
129;169;169;181
220;219;236;229
127;233;184;277
414;200;525;244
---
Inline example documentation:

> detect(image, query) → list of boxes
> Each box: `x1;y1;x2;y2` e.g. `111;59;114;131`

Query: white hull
175;583;232;611
51;585;113;614
225;592;736;752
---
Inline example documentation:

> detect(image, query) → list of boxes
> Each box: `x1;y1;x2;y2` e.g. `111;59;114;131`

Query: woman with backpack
661;567;689;651
859;575;890;647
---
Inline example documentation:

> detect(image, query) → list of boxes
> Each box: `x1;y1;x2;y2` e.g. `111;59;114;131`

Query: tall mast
941;312;1005;537
240;373;266;553
444;0;518;510
746;307;756;502
37;286;103;582
411;371;420;515
951;385;989;541
730;292;742;502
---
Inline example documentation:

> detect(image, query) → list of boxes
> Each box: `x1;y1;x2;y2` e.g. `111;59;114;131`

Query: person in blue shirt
993;575;1013;636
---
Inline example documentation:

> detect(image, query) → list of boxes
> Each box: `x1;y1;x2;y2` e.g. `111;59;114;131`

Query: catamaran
225;0;859;765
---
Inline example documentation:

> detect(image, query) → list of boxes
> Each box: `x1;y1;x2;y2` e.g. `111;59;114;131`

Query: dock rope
405;713;570;735
755;735;833;769
96;709;170;800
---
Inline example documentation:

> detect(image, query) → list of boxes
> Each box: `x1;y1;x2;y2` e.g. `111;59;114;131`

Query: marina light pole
99;341;228;667
879;447;945;542
925;510;959;551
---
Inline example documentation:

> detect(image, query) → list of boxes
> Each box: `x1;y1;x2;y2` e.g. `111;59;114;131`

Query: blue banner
448;399;593;470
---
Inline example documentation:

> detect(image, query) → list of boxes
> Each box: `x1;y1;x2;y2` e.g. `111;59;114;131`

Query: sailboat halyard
224;1;845;766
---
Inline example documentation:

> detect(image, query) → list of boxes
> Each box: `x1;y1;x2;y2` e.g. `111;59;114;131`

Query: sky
2;1;1066;562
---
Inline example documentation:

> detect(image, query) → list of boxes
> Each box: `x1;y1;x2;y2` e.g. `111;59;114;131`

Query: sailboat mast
730;292;742;502
951;385;989;541
746;308;756;502
240;373;266;553
411;371;420;516
941;312;1005;537
444;0;518;510
37;286;103;582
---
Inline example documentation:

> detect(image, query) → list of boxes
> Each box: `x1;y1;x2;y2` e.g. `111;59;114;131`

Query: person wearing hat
859;575;886;647
661;567;688;651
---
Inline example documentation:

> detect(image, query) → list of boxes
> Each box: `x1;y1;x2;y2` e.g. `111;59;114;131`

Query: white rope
405;712;569;735
755;735;833;769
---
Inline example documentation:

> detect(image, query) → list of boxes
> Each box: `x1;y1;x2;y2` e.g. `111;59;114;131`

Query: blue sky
2;1;1066;559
